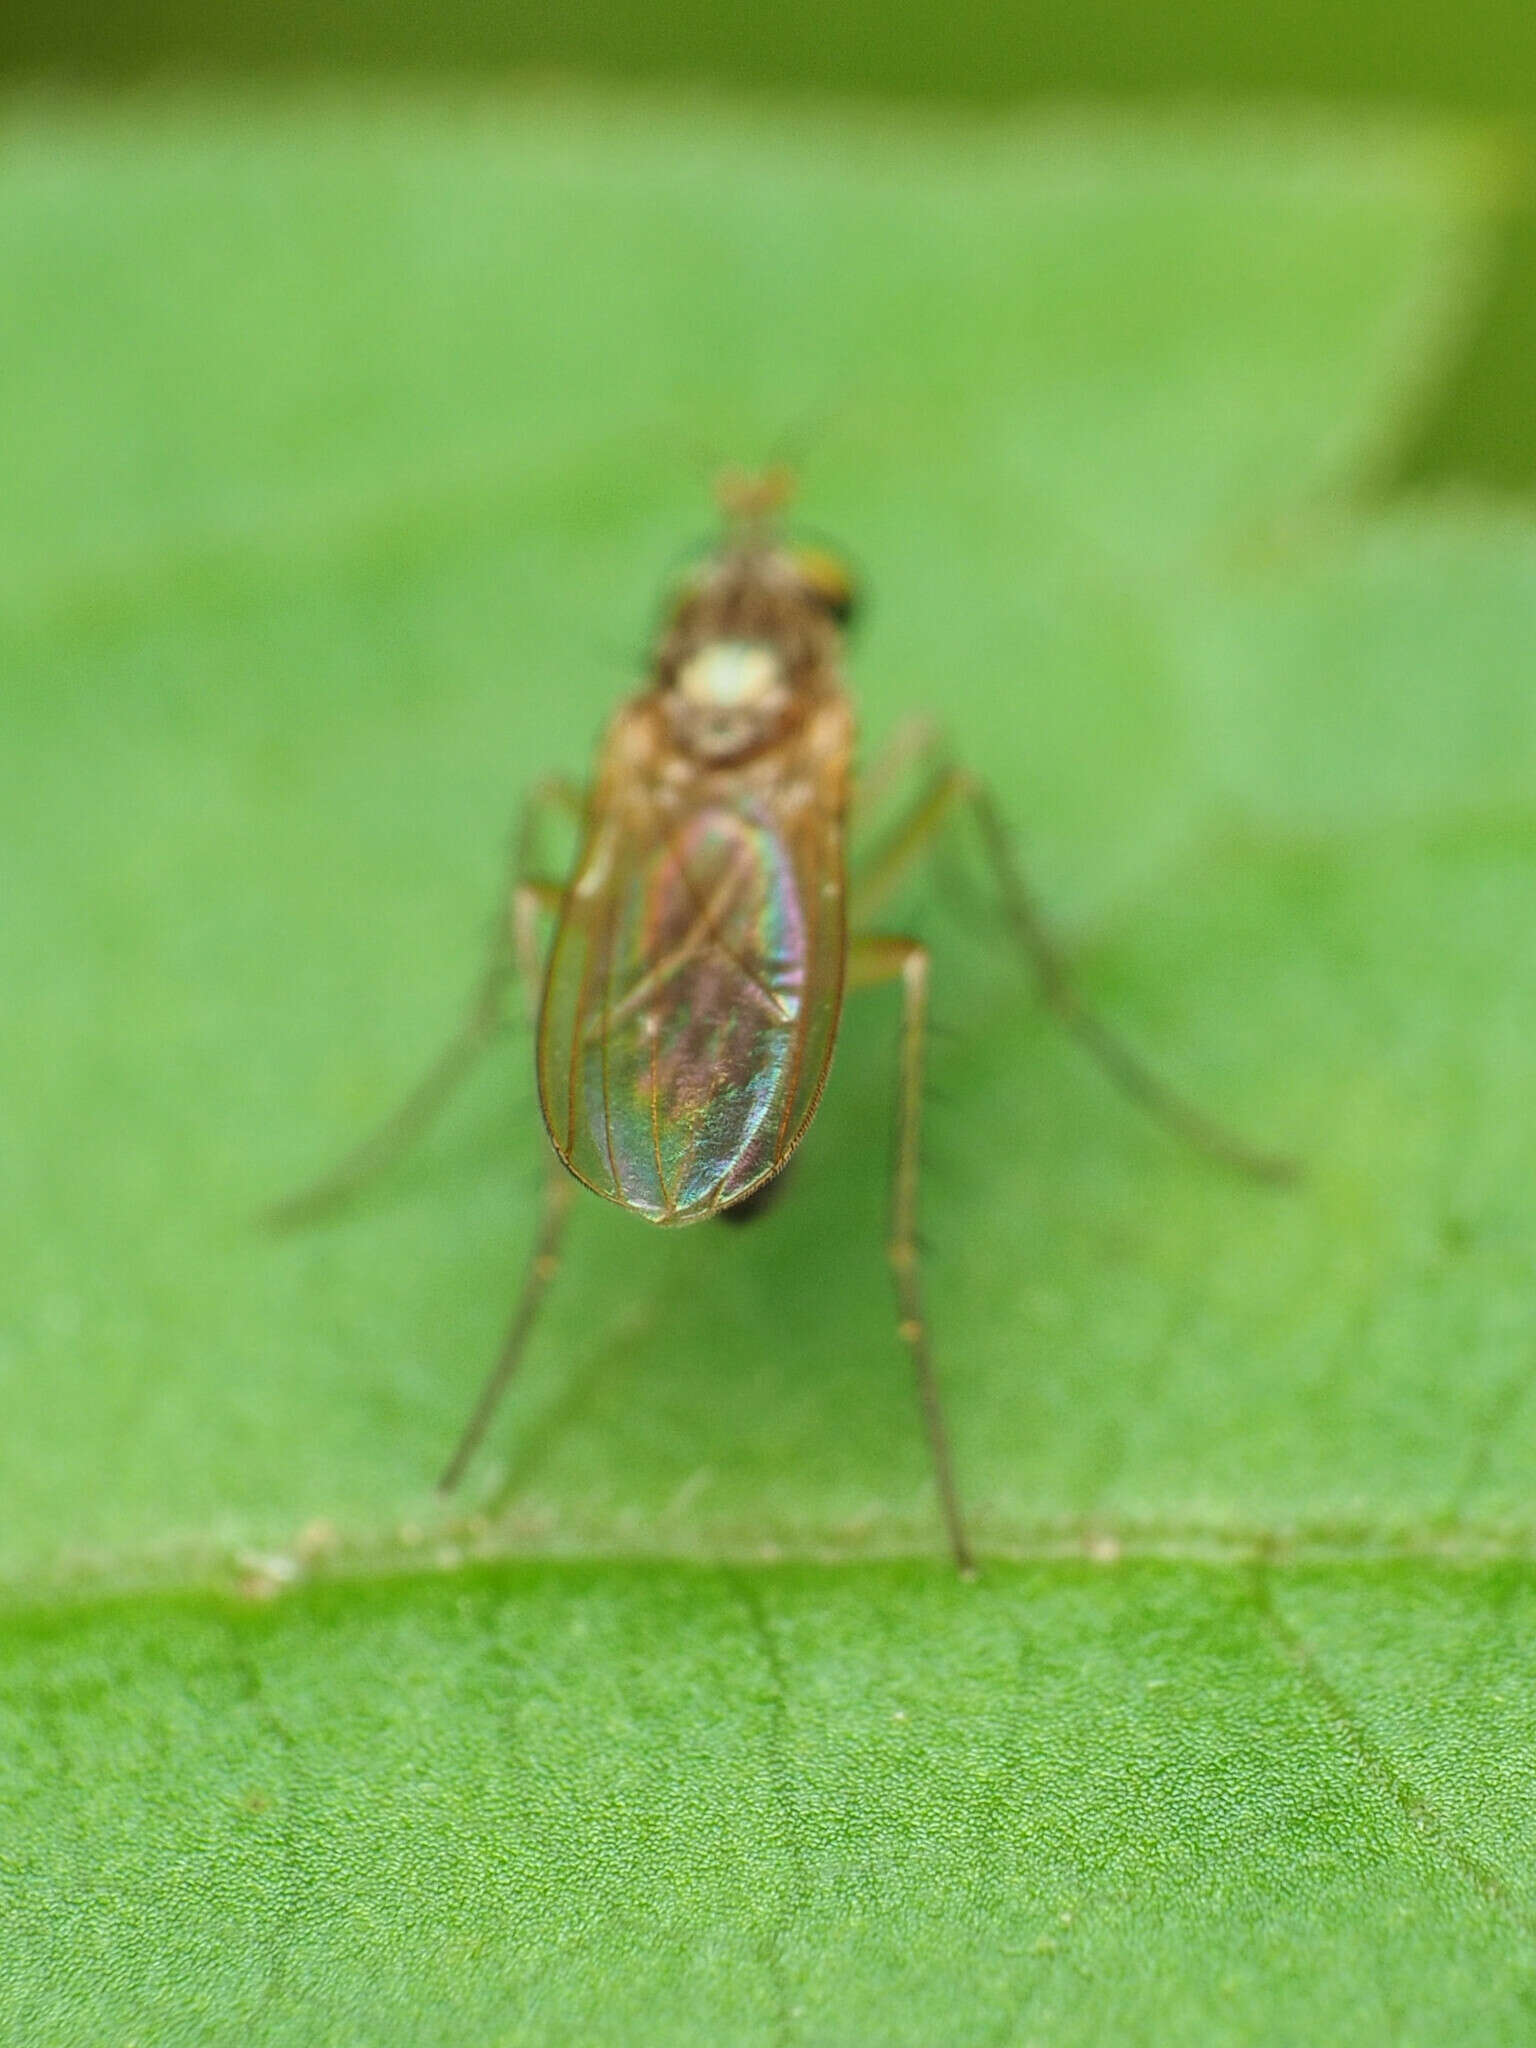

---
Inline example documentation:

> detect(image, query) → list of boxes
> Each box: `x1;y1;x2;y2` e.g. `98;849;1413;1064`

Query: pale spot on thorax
677;641;784;712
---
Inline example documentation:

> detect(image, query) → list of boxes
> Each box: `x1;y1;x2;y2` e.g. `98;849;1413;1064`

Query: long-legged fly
270;470;1292;1573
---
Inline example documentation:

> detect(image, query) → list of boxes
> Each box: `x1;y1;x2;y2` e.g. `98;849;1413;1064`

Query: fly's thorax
653;541;846;766
591;688;854;847
663;638;796;762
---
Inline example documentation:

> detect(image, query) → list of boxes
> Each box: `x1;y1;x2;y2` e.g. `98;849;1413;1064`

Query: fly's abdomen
538;795;844;1222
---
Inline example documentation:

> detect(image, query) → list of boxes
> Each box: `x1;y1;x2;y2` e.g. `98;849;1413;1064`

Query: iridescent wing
538;778;846;1224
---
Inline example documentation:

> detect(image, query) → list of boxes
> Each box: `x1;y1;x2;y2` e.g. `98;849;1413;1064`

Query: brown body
539;539;856;1223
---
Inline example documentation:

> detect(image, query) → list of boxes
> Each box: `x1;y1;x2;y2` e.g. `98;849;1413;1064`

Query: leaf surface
4;89;1534;2043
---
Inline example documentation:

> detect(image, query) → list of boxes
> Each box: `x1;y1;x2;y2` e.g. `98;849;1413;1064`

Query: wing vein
601;837;753;1034
562;909;592;1164
775;814;821;1164
597;862;624;1202
648;1013;672;1214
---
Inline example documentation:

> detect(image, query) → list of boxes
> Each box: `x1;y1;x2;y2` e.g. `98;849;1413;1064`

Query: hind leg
263;779;580;1227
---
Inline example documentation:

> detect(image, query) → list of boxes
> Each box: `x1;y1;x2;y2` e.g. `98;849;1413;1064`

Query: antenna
713;463;797;530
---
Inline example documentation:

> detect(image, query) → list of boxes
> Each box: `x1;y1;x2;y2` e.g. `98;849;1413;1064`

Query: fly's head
653;469;859;765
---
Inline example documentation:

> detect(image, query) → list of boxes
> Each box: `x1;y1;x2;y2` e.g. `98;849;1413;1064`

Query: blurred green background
6;0;1534;489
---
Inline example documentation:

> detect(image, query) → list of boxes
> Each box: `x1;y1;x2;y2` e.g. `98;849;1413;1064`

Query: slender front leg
853;712;942;826
850;933;975;1577
437;1148;576;1493
263;779;580;1227
854;758;1295;1185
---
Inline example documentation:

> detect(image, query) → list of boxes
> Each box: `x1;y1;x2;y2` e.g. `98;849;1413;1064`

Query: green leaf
5;88;1535;2041
9;1565;1536;2044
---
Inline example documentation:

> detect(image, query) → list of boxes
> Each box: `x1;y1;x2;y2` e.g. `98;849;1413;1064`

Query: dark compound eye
792;546;859;627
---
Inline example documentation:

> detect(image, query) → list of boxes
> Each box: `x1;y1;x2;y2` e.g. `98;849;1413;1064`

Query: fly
270;469;1293;1574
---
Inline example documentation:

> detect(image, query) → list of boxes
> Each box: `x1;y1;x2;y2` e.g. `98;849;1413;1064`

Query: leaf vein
1253;1565;1536;1940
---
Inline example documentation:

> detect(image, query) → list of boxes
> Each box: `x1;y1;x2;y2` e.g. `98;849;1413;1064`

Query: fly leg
850;933;975;1577
852;757;1295;1185
963;777;1296;1181
437;1148;575;1492
262;778;582;1227
438;762;589;1483
261;938;519;1230
853;713;942;823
